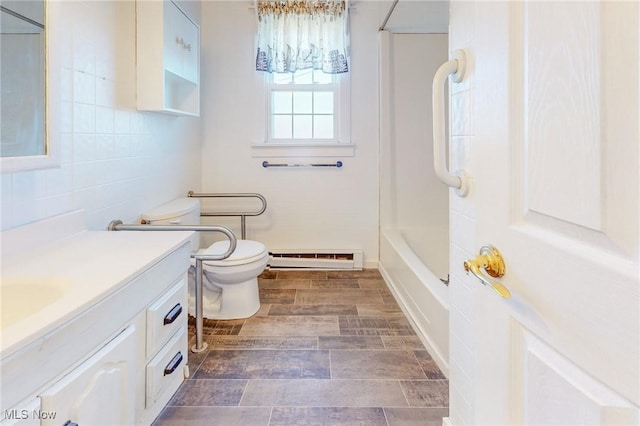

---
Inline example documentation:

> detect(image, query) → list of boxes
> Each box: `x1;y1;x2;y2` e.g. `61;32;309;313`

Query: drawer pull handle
163;303;183;325
164;352;183;376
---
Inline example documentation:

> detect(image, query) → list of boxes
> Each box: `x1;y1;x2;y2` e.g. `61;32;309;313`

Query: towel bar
262;160;343;168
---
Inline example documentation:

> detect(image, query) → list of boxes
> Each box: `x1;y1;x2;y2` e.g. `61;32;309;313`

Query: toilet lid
141;198;200;221
201;240;268;266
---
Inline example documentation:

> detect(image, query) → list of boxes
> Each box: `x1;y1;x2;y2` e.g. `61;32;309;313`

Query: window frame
263;70;351;146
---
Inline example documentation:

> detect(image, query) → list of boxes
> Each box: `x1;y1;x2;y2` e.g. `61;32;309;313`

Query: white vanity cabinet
136;0;200;116
0;220;193;426
33;276;189;426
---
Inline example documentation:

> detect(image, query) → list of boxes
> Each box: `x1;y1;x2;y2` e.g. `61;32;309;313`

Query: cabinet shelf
136;0;200;116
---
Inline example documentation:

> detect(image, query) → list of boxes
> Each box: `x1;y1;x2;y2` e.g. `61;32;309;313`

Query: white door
449;1;639;424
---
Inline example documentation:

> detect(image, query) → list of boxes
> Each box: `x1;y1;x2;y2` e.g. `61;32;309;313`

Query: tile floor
153;269;449;426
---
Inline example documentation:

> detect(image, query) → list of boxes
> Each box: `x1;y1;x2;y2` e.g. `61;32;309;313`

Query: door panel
514;327;638;426
514;1;639;255
524;2;603;231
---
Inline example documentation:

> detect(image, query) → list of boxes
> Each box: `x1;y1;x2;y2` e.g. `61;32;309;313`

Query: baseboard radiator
268;249;364;270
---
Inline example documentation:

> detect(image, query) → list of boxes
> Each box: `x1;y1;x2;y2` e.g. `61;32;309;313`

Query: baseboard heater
268;249;364;270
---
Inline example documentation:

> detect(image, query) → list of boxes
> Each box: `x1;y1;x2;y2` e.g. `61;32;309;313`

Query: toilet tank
141;198;201;251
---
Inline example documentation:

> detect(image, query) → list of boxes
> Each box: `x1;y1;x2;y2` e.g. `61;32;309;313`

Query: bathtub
379;229;449;376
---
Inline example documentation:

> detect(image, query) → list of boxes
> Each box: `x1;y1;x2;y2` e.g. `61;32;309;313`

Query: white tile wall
1;1;201;231
449;2;478;425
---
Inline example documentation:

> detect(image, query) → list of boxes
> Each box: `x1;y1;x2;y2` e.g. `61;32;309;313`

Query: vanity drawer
146;276;188;358
146;328;187;408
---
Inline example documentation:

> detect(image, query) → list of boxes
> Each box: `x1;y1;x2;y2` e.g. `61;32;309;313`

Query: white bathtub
379;229;449;376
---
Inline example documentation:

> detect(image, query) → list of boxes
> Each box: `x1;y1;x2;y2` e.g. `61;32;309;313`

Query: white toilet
141;198;268;320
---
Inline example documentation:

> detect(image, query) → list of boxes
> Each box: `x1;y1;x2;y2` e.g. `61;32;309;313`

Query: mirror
0;0;57;173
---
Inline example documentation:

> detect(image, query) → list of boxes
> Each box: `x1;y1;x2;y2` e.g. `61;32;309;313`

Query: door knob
463;245;511;298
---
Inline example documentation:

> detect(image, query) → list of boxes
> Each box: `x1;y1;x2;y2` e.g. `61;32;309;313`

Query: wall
199;1;383;267
383;0;448;33
447;2;479;425
0;0;202;232
379;32;449;279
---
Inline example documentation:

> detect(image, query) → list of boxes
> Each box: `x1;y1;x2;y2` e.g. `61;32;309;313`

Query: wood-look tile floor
153;269;449;426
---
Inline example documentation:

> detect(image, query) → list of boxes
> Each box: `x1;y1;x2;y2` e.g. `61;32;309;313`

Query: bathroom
1;0;638;425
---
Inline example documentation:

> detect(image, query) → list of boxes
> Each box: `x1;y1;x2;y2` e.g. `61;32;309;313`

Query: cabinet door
162;0;184;78
39;326;137;426
178;10;199;84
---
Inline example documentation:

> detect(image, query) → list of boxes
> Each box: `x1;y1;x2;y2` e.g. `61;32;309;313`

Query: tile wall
1;1;201;231
448;2;478;425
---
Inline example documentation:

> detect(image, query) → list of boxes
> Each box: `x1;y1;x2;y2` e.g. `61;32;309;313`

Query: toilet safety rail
107;220;238;354
187;191;267;239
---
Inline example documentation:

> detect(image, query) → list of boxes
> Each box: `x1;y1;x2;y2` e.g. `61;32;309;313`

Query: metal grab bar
108;222;237;259
107;220;237;353
432;49;469;197
187;191;267;239
262;160;343;168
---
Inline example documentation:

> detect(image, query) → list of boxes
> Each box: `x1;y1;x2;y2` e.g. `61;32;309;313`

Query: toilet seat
201;240;268;267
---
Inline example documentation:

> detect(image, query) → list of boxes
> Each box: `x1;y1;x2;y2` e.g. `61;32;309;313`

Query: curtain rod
378;0;399;31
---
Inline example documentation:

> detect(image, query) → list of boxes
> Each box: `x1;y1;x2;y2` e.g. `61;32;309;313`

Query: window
253;0;352;156
265;69;349;145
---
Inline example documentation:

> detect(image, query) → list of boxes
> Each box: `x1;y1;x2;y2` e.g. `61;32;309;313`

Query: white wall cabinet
136;0;200;116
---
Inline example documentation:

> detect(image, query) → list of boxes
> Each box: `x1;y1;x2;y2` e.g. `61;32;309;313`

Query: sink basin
0;277;73;328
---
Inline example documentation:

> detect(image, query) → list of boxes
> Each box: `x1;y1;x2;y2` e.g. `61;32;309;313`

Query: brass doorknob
463;245;511;298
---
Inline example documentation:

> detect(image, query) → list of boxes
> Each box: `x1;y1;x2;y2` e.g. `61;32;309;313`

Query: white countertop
0;211;193;357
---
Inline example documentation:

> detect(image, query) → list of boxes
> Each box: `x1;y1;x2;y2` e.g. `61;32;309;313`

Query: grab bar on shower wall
187;191;267;240
107;221;237;354
432;49;469;197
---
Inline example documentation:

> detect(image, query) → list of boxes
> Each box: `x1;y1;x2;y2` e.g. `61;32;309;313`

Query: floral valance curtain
255;0;350;74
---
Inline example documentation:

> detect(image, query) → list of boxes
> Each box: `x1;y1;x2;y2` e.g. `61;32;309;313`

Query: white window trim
252;72;352;158
251;142;355;158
